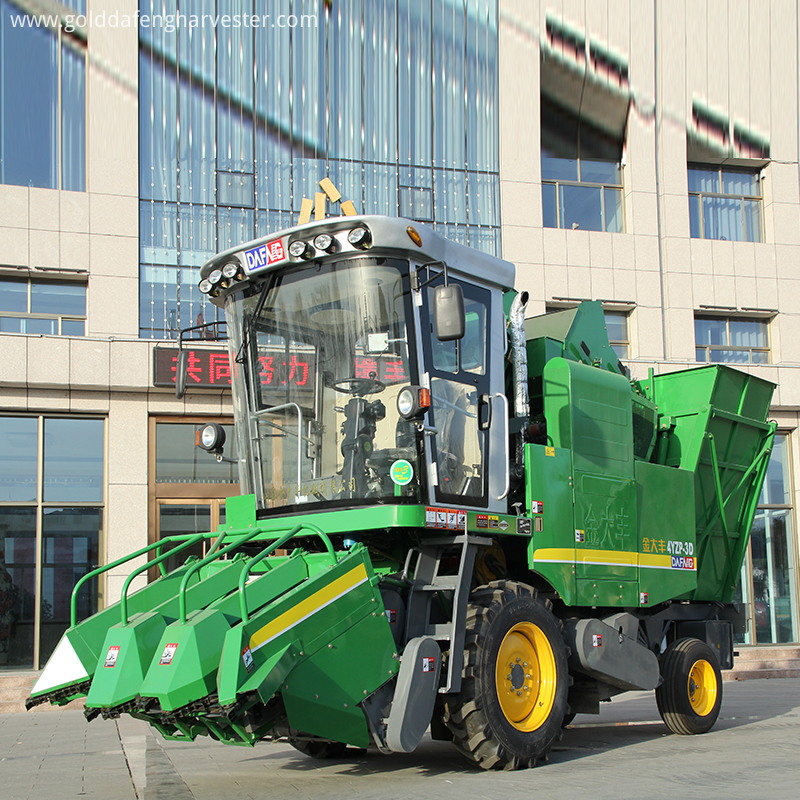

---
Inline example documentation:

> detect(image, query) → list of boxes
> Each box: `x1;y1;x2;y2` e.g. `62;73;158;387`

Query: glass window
0;1;86;190
687;165;762;242
746;434;798;644
695;316;770;364
604;311;629;358
139;0;501;339
155;422;238;485
0;278;87;337
0;416;103;669
541;97;624;232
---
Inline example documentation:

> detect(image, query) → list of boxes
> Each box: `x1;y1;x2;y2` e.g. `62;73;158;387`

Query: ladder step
414;583;457;592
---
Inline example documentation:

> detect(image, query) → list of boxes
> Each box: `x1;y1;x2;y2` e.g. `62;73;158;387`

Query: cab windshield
225;257;421;512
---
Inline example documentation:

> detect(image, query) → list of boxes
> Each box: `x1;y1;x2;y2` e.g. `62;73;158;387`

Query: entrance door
155;500;226;574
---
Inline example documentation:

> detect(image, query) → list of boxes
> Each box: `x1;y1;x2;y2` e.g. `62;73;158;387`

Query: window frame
694;314;770;365
0;274;87;336
687;163;763;242
541;98;625;233
604;309;630;359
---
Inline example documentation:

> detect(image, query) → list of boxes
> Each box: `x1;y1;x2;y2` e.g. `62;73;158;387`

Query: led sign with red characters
153;348;315;392
354;356;407;384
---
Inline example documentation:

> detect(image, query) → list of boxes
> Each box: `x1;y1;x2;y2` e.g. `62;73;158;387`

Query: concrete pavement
2;678;798;800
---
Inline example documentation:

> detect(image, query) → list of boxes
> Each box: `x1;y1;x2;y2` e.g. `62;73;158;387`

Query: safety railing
237;522;335;623
70;533;212;628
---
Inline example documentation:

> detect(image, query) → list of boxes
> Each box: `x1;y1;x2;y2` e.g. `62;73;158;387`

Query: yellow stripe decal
249;562;369;653
532;548;695;571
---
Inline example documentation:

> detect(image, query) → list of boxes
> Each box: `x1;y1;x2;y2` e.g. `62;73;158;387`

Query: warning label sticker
422;656;436;673
592;634;603;647
104;646;120;668
241;646;255;673
159;643;179;666
531;501;544;514
425;507;466;530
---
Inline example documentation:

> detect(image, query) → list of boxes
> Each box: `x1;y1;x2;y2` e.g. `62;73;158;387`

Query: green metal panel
525;443;576;604
649;365;775;602
635;460;697;606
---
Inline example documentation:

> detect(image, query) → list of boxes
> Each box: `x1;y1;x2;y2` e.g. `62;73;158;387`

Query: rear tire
655;637;722;735
442;580;569;770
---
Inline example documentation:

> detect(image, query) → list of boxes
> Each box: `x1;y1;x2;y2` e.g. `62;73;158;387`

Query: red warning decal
422;656;436;672
104;646;120;668
159;643;179;665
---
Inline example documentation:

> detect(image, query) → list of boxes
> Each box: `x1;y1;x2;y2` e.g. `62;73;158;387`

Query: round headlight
347;226;371;248
397;388;417;419
313;233;333;251
198;279;213;294
222;263;240;279
198;422;226;453
289;239;310;258
208;268;223;285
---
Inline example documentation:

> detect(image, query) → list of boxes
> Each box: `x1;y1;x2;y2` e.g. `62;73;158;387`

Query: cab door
420;278;507;511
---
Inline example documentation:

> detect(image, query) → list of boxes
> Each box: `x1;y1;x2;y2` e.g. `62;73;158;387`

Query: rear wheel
655;637;722;735
442;580;569;770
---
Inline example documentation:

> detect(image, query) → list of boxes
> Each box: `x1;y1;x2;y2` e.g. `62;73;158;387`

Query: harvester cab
27;215;776;772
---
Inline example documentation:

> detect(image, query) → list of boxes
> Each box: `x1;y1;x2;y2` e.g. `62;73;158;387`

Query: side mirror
175;350;189;398
432;283;465;341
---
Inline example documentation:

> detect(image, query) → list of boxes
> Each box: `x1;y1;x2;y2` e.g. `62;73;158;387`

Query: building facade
0;0;798;671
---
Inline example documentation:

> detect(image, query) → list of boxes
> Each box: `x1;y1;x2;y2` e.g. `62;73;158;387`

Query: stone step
724;667;800;681
722;646;800;681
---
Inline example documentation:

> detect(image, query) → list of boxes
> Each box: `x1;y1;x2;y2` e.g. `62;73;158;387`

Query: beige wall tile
665;271;692;309
662;193;690;240
147;389;186;415
625;117;656;194
658;0;685;115
769;0;798;160
503;224;543;265
630;1;655;98
29;230;60;268
776;279;800;313
635;306;664;359
611;231;635;270
692;272;716;307
70;338;111;390
590;267;613;299
109;340;150;390
28;188;60;231
706;0;729;112
734;276;758;307
685;0;707;109
28;336;70;387
1;335;26;387
712;274;736;307
185;392;228;416
89;234;139;279
666;307;695;360
0;226;29;267
544;262;569;300
566;230;591;266
88;275;139;337
663;236;691;274
754;244;777;279
769;162;800;206
0;184;29;229
26;388;70;411
543;227;568;266
70;390;111;413
772;204;800;246
60;232;90;270
90;194;138;238
657;129;687;198
755;279;779;312
589;231;613;268
107;393;149;487
732;242;756;277
775;244;799;280
630;191;658;236
690;238;713;275
60;191;90;233
0;386;27;409
635;269;663;307
501;180;541;229
499;0;540;185
727;0;750;130
711;240;734;276
634;235;660;272
567;266;592;298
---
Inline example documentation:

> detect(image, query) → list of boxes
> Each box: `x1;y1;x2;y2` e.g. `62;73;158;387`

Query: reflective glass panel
729;319;768;348
695;317;727;346
687;168;719;193
744;199;762;242
689;194;701;238
702;195;743;241
39;507;101;664
542;183;558;228
43;418;104;502
30;282;86;316
559;184;603;231
760;434;791;506
0;417;37;502
0;507;37;667
155;422;238;484
158;504;209;575
722;170;759;195
0;279;27;313
604;188;623;232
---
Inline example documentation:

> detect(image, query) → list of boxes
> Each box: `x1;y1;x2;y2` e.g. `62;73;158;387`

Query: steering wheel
332;376;385;396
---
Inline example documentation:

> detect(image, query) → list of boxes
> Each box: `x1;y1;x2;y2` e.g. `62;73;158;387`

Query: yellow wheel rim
495;622;557;731
687;659;717;717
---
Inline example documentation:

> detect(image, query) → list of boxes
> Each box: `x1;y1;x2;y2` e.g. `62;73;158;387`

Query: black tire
442;580;570;770
288;738;349;759
655;637;722;735
561;711;576;729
